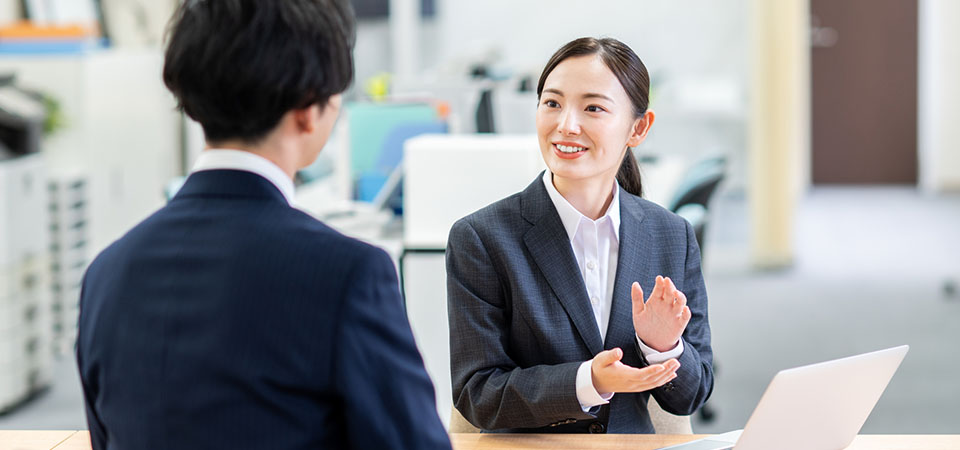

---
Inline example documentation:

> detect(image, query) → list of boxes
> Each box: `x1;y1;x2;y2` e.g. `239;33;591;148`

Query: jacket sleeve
334;247;452;450
643;219;715;415
447;219;596;430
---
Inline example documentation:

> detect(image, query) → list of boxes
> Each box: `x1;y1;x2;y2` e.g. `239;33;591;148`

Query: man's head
163;0;355;161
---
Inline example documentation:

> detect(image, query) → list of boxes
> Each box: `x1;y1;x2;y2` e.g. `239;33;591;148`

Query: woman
446;37;714;434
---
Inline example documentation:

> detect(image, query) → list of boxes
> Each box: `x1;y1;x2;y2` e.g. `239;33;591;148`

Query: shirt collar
191;149;295;204
541;171;621;241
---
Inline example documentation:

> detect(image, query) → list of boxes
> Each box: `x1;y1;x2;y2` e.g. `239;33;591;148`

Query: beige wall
919;0;960;192
747;0;810;268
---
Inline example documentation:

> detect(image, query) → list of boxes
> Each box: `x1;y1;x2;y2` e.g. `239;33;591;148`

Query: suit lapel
520;176;604;356
604;188;652;349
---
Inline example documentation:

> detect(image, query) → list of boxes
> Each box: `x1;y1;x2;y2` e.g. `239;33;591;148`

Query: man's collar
192;149;295;204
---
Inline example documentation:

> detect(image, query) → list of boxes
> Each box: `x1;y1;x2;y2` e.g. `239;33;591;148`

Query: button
586;260;596;270
588;422;606;433
590;296;599;304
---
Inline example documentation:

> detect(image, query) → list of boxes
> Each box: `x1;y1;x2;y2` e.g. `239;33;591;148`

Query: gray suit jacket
446;174;714;433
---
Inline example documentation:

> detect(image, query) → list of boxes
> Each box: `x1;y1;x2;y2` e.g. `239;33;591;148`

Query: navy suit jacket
446;174;714;433
77;170;451;450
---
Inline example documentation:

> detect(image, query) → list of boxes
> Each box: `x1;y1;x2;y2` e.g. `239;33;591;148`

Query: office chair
449;407;479;433
668;157;726;211
668;156;726;256
475;88;495;133
668;156;726;424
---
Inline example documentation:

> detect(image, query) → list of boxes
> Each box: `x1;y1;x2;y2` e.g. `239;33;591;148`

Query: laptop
661;345;909;450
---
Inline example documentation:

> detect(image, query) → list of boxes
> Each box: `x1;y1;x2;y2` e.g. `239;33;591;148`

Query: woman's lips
553;142;588;159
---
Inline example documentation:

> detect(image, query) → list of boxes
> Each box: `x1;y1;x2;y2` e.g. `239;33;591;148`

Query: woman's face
536;55;649;186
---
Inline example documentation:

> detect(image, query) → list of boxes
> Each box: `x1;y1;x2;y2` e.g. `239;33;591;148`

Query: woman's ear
627;109;656;147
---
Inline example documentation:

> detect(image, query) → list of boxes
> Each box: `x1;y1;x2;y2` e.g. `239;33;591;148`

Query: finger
665;276;677;291
595;348;623;366
650;276;665;302
611;363;664;384
649;364;680;384
615;362;679;392
631;365;678;391
642;361;679;381
664;277;678;302
680;305;692;323
674;290;687;310
632;362;665;374
661;373;678;385
632;282;645;311
661;358;681;372
651;367;679;385
635;362;673;379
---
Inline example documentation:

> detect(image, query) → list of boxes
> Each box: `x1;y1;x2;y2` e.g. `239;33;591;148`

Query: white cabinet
0;48;180;256
0;154;53;413
48;171;88;356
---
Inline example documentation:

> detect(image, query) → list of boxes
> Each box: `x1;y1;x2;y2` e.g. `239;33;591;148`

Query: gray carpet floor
2;186;957;434
694;187;960;434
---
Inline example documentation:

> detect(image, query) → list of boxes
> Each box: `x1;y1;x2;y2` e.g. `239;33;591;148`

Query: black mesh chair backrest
668;156;727;213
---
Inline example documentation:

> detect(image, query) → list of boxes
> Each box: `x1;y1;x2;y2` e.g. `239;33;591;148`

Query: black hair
162;0;355;144
537;37;650;197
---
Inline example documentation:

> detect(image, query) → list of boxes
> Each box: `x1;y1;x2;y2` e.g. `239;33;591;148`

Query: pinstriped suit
446;173;714;433
77;170;451;449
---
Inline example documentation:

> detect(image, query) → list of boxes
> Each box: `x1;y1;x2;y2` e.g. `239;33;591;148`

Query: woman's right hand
590;348;680;394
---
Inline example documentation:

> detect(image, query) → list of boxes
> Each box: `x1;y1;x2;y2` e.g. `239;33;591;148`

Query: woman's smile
553;141;590;159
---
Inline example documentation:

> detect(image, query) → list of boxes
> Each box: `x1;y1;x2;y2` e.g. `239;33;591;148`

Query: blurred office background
0;0;957;435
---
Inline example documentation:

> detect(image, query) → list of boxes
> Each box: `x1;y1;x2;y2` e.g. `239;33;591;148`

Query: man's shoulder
277;207;388;260
90;201;386;277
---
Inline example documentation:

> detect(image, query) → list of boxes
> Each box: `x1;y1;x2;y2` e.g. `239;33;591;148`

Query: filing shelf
0;155;54;414
47;172;88;357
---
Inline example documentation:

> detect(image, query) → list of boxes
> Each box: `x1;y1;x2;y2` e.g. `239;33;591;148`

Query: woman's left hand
632;276;691;352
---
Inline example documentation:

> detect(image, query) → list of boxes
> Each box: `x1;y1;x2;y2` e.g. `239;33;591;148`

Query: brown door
811;0;918;184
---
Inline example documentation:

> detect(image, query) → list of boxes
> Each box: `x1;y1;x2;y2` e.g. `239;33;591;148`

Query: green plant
41;93;66;136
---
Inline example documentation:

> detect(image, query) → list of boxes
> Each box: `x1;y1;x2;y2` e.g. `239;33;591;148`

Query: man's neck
206;139;298;180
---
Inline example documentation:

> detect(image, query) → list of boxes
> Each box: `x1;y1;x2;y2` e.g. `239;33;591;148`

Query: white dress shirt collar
541;170;621;240
191;149;295;204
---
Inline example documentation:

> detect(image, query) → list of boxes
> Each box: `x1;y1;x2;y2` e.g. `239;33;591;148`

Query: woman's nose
557;110;581;135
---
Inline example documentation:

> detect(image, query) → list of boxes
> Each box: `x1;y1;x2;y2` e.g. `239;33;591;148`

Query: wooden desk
0;431;76;450
46;431;92;450
0;432;957;449
452;433;704;449
450;434;960;450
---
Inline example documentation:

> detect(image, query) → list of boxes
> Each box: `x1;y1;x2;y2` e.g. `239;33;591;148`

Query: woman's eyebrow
543;88;614;103
583;93;614;102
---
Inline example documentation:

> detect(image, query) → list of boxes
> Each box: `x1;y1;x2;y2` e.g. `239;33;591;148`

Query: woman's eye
543;100;560;108
586;105;606;113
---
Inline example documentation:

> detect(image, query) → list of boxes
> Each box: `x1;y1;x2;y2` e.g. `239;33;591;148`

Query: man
75;1;451;448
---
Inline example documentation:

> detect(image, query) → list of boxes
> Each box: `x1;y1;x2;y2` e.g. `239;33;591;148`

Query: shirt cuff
575;359;614;412
635;336;684;364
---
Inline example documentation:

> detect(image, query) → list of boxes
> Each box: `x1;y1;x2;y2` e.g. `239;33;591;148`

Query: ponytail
616;148;642;197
